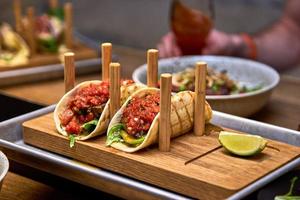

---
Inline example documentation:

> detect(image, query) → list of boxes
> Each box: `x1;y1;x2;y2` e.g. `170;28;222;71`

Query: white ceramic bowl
0;151;9;191
132;56;280;117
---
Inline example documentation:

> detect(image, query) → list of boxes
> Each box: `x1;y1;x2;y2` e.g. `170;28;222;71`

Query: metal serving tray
0;31;101;87
0;58;101;87
0;106;300;200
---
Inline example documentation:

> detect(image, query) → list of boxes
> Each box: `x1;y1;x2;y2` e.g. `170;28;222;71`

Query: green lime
218;131;267;156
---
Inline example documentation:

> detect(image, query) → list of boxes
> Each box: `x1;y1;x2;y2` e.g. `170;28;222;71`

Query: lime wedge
219;131;267;156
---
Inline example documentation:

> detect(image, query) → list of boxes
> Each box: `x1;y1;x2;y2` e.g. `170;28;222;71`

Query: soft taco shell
107;88;212;152
54;80;144;140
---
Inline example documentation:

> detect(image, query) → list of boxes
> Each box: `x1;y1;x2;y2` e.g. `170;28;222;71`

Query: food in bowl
159;66;262;95
132;55;280;117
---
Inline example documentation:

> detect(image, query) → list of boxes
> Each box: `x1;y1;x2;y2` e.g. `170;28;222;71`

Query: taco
54;80;144;145
0;23;30;67
106;88;212;152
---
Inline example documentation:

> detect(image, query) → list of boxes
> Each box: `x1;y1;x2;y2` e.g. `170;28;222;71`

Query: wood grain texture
64;3;73;49
0;170;120;200
159;74;172;151
101;43;112;81
194;62;206;136
1;172;65;200
23;113;300;200
26;7;37;56
0;43;97;72
49;0;58;9
147;49;158;87
13;0;22;33
109;62;121;118
63;52;75;93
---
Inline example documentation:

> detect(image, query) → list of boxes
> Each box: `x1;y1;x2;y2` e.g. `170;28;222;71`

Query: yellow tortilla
54;80;144;140
107;88;212;152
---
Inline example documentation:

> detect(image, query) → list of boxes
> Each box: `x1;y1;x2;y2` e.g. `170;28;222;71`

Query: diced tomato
59;109;74;126
85;112;94;122
60;80;136;135
61;81;110;135
121;92;160;136
65;118;81;135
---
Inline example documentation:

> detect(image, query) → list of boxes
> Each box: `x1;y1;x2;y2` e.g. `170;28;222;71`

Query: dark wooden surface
250;75;300;131
0;45;300;199
0;161;120;200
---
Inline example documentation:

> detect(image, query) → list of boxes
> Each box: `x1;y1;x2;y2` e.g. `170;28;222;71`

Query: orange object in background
171;0;213;55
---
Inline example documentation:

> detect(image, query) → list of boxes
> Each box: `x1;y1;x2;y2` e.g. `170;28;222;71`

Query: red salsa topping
59;81;109;135
121;92;160;136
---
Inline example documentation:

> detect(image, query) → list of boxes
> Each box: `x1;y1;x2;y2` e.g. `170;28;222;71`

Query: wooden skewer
49;0;58;9
64;2;73;49
13;0;23;33
101;43;112;81
159;73;172;152
147;49;158;87
26;7;37;56
185;145;222;165
64;52;75;93
194;62;207;136
109;62;121;119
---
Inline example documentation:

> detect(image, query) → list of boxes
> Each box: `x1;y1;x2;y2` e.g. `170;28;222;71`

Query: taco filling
59;81;109;136
107;92;160;147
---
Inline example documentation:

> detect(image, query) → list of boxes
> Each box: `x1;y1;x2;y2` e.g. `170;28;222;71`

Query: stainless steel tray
0;107;300;200
0;58;100;87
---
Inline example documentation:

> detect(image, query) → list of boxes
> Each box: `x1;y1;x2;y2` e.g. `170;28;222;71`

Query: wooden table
0;45;300;199
0;161;120;200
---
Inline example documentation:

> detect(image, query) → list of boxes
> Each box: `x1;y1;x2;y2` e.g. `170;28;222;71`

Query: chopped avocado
81;119;98;133
69;134;76;148
106;123;145;146
120;130;145;146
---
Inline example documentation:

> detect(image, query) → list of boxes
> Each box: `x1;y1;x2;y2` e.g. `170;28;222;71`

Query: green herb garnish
69;134;76;148
107;123;146;146
106;123;124;146
275;176;300;200
81;119;99;133
244;84;263;93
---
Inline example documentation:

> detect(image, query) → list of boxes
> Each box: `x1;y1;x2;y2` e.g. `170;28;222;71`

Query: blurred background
0;0;285;49
3;0;299;76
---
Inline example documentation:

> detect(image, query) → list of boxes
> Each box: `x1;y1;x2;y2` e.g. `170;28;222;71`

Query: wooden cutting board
0;42;97;72
23;113;300;200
